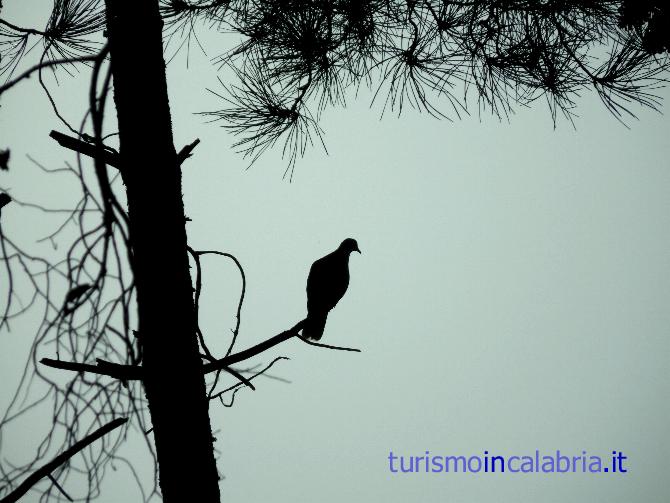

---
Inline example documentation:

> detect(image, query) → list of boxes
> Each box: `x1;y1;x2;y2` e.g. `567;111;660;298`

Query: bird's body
303;238;360;340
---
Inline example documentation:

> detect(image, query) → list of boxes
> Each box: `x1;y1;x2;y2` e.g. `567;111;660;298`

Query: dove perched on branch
303;238;361;341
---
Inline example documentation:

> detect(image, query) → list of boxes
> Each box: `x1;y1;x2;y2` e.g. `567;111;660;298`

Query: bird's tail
302;312;328;341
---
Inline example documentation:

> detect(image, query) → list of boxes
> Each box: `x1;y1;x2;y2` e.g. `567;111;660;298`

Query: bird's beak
355;246;361;254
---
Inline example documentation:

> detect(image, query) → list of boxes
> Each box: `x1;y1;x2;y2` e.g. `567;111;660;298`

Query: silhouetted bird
303;238;361;340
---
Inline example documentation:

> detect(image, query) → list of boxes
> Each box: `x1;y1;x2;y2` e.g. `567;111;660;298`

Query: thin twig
0;55;97;96
297;335;361;352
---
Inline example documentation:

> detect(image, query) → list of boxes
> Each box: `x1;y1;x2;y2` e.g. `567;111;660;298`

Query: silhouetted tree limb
41;320;360;381
203;319;361;374
46;131;199;174
40;356;256;391
177;138;201;164
203;320;305;374
49;130;121;169
0;417;128;503
40;357;143;380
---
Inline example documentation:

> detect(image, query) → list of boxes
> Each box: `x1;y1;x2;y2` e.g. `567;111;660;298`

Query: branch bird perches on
41;317;361;382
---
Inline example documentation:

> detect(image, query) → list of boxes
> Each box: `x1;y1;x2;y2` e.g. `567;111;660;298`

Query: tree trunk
104;1;221;501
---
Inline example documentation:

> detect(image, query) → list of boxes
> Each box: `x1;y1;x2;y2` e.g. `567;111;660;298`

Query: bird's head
339;238;361;254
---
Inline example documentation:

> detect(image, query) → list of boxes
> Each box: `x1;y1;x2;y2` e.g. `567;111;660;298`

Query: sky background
1;2;670;502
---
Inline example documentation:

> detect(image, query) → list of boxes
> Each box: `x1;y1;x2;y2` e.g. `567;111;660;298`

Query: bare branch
0;417;128;503
48;132;201;170
203;320;305;374
49;130;121;169
40;358;143;380
176;138;201;165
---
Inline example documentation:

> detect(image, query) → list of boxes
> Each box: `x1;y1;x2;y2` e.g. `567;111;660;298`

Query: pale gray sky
1;2;670;502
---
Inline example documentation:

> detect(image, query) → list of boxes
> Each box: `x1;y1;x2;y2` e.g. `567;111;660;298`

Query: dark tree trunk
104;1;220;501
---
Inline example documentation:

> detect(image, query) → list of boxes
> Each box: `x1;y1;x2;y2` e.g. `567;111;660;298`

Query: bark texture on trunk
104;1;221;501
